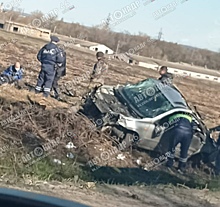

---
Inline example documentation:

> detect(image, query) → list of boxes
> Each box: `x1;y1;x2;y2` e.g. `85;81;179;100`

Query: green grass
0;153;92;183
1;149;220;192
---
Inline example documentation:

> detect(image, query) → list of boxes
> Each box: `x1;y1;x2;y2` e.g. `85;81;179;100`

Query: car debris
65;142;77;149
53;159;62;164
117;154;126;160
53;159;65;165
136;157;142;165
66;152;74;159
80;78;210;161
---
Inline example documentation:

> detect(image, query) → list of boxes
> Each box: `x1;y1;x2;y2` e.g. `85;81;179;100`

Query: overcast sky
4;0;220;52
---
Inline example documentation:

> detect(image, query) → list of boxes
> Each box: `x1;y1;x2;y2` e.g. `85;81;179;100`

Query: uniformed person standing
89;51;108;89
52;47;66;100
165;113;193;173
35;36;64;98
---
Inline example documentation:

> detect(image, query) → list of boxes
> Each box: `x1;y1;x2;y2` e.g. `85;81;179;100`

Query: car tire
111;127;139;150
123;131;139;150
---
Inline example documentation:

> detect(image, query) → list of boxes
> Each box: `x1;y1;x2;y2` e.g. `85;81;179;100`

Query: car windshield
121;78;185;118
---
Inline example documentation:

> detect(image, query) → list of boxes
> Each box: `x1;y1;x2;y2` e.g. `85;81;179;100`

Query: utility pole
158;28;163;41
9;15;12;21
0;2;3;13
53;25;57;33
7;14;13;31
115;40;120;55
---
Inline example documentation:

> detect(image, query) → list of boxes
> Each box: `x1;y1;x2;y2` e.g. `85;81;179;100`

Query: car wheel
111;127;139;150
123;131;139;149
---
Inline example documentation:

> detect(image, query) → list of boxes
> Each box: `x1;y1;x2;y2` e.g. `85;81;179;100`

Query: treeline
2;10;220;70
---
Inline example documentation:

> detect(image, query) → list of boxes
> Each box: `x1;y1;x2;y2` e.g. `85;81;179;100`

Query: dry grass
0;30;219;189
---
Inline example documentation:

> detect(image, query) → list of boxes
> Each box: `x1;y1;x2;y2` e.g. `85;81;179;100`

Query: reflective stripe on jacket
169;113;192;123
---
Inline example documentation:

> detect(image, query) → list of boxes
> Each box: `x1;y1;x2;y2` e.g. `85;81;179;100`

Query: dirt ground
0;29;219;127
0;30;220;206
0;178;219;207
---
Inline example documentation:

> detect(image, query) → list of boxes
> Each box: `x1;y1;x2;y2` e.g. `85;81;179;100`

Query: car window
121;78;174;118
159;85;188;108
143;92;173;118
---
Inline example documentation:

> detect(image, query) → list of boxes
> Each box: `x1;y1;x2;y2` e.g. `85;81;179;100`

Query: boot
177;161;187;174
43;92;49;98
166;157;174;168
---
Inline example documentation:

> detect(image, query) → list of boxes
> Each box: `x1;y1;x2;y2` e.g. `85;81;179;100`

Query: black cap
96;51;104;59
160;66;168;71
50;36;60;43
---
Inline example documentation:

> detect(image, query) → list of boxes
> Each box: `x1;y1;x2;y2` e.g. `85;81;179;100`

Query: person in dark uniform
165;113;193;174
158;66;174;85
51;47;66;100
35;36;64;98
214;133;220;175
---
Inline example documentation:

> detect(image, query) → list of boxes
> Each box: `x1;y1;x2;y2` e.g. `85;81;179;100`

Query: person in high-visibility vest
165;112;193;174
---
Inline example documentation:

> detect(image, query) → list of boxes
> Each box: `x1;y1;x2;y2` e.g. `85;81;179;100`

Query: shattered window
121;78;174;118
139;92;173;118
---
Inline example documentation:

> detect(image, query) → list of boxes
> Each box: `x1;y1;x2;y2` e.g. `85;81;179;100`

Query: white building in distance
89;44;114;55
54;34;115;55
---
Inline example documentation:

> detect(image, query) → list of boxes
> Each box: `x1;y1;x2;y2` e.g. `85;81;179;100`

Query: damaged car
80;78;214;159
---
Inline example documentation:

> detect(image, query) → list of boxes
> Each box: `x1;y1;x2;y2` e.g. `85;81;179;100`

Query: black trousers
52;74;61;97
166;118;193;170
51;67;65;98
215;151;220;174
35;64;56;97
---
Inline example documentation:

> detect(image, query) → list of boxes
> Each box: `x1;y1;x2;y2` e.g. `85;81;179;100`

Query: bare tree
2;10;220;69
